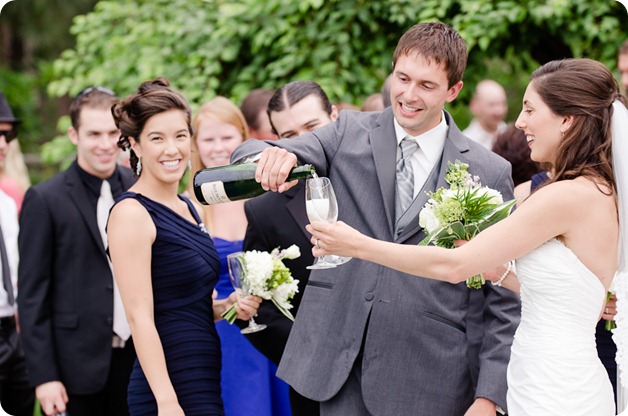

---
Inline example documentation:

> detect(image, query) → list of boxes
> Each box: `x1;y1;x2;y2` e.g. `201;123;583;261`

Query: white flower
475;187;503;204
419;206;440;233
609;273;618;294
282;245;301;260
270;279;300;310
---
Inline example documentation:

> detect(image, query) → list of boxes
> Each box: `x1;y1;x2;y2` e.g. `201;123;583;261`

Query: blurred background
1;0;626;184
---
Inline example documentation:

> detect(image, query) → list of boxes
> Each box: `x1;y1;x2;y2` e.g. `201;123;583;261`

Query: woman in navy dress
108;78;261;416
188;97;292;416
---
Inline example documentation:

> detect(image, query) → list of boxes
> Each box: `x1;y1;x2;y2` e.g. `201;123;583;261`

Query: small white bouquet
419;161;516;289
221;245;301;324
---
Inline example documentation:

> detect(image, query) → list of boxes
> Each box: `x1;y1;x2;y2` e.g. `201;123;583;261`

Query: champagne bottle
193;163;316;204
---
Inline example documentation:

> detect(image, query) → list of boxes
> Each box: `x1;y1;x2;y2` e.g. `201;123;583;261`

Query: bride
307;58;628;416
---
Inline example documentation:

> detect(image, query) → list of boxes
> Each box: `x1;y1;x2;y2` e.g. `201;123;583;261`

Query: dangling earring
188;160;192;170
136;158;142;176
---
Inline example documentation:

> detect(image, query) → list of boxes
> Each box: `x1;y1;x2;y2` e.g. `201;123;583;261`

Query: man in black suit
239;81;338;416
0;93;35;416
18;87;136;416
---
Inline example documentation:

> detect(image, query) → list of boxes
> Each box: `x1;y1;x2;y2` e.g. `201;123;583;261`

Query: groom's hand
464;397;497;416
255;147;298;193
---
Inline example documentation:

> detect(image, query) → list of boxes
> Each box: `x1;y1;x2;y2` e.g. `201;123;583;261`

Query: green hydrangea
434;197;465;225
445;161;471;189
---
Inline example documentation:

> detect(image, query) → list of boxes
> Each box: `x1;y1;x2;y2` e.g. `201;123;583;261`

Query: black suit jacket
17;163;135;394
238;182;313;366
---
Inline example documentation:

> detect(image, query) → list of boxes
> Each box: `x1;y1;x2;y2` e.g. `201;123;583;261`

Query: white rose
419;206;440;233
283;245;301;260
475;187;503;204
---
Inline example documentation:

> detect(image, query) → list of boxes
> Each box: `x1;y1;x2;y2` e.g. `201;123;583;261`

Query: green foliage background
2;0;628;178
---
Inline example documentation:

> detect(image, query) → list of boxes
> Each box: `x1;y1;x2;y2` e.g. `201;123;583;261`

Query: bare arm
308;181;586;286
108;199;183;415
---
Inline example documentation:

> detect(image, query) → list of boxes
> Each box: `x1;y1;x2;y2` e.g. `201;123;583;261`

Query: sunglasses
0;130;16;142
76;86;116;99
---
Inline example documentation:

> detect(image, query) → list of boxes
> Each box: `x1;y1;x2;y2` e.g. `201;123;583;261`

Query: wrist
491;260;514;287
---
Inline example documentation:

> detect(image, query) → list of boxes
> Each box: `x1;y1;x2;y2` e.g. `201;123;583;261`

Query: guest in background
187;96;291;416
334;102;359;112
241;88;278;141
18;87;135;416
381;73;393;108
361;93;384;112
618;40;628;91
0;186;34;415
109;79;261;415
0;93;29;210
463;79;508;150
241;80;339;416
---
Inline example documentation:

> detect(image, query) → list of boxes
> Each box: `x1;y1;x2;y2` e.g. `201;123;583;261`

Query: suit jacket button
365;292;374;301
106;317;113;325
106;285;113;291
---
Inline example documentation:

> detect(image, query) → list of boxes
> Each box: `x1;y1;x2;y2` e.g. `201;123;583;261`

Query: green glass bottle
193;163;315;204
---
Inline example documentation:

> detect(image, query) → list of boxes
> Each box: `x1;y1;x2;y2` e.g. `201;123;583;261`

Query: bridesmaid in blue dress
108;79;261;416
188;97;292;416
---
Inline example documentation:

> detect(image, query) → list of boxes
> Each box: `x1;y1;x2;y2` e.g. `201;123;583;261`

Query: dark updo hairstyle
530;58;628;193
112;77;192;175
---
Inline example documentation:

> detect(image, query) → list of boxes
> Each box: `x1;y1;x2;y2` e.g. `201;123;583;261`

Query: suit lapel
370;109;397;233
395;112;471;244
285;183;311;241
65;166;107;254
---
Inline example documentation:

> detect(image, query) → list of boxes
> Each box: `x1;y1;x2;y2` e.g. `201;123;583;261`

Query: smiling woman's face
195;118;244;168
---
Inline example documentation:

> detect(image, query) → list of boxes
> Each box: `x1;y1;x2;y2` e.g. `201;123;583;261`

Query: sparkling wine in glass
227;252;267;334
305;177;351;269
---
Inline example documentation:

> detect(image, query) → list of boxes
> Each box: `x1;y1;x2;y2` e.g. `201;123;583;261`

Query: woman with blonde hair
188;96;291;416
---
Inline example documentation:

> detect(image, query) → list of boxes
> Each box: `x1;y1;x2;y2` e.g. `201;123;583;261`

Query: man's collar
393;111;448;164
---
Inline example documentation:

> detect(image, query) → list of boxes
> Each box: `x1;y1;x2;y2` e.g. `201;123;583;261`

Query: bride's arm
308;181;579;285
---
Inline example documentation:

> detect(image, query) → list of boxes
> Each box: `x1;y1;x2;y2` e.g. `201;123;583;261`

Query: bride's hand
306;220;366;258
602;294;617;321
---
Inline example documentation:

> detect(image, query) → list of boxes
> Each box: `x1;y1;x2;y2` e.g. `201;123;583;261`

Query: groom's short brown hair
392;22;467;88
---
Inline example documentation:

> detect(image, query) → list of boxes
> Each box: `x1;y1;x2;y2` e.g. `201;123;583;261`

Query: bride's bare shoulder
521;177;614;219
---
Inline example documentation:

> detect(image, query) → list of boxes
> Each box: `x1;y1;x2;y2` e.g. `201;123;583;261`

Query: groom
231;22;520;415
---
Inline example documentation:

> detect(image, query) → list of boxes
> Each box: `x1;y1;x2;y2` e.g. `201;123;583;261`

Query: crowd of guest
1;24;627;416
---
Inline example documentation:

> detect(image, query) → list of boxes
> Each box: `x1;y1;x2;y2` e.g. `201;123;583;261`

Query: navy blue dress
118;192;224;416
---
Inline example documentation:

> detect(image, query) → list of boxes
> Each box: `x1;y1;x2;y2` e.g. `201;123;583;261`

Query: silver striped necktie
395;137;419;221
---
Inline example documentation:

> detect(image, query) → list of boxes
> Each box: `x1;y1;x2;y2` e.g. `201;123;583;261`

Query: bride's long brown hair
529;58;628;193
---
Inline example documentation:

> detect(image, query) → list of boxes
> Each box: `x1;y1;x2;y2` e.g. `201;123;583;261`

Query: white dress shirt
0;189;18;317
393;111;448;197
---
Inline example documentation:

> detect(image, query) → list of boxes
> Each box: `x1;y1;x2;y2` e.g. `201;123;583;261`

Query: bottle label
200;182;232;204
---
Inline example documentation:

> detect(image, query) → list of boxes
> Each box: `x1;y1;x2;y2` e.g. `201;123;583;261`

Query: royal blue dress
213;238;292;416
118;192;224;416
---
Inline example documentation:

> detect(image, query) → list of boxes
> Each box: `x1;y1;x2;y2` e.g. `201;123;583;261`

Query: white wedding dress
507;238;615;416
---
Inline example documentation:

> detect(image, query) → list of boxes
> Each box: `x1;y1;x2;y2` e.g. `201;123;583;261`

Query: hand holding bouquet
221;245;301;324
606;276;617;331
419;161;516;289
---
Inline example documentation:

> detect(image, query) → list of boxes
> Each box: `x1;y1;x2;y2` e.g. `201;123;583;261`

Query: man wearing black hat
0;92;35;416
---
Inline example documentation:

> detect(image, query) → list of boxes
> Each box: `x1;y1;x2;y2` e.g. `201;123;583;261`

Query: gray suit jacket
232;108;521;415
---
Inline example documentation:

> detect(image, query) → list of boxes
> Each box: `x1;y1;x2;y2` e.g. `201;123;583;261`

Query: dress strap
180;195;202;226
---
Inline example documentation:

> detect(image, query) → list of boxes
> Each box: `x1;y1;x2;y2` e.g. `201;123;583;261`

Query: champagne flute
226;252;267;334
305;177;352;269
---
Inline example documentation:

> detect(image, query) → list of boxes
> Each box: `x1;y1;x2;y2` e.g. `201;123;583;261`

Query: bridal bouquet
419;161;516;289
221;245;301;324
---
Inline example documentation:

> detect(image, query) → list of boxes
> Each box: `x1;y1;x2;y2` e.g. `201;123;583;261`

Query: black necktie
0;221;14;306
